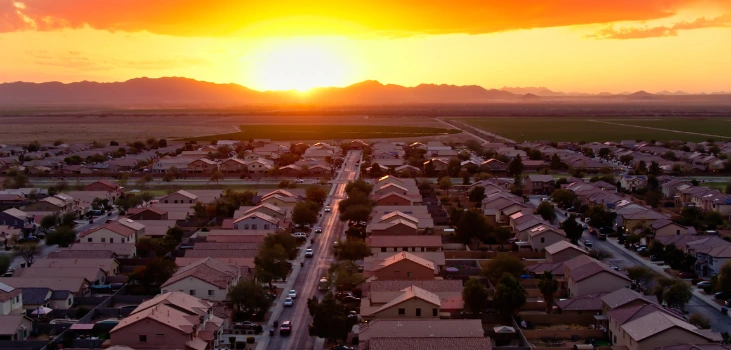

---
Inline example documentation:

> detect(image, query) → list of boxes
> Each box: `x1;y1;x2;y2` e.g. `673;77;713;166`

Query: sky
1;0;731;93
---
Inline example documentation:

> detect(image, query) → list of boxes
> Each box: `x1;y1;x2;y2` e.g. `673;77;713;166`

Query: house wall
84;183;117;192
369;224;418;236
187;160;216;173
23;202;63;212
233;217;277;231
530;233;565;252
160;193;196;204
547;249;586;263
260;197;295;208
161;277;229;301
375;195;412;206
110;320;188;349
371;298;440;320
374;187;407;196
654;224;686;237
370;246;438;254
570;272;628;297
83;228;135;244
49;295;74;310
0;212;26;229
374;260;434;280
129;211;167;221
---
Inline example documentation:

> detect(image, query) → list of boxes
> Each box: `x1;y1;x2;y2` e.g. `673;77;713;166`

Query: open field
184;124;460;142
454;117;729;142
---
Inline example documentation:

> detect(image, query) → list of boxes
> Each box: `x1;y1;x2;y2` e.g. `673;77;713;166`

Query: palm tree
537;271;559;314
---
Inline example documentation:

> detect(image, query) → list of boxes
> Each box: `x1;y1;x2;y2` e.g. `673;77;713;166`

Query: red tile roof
369;337;493;350
79;222;135;238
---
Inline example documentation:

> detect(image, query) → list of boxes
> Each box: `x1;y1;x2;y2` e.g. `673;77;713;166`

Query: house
369;252;438;280
218;158;247;173
0;194;26;209
555;292;608;315
309;164;332;175
650;220;690;237
128;207;168;220
623;210;669;232
0;208;34;230
600;288;655;315
109;291;224;350
375;192;419;206
424;158;449;171
367;219;418;236
621;175;648;192
395;164;421;176
232;212;279;231
23;196;73;213
360;285;442;321
278;164;302;177
567;258;630;297
0;315;32;340
481;158;508;173
152;157;192;173
33;257;119;275
16;266;107;285
357;319;487;350
524;225;567;252
607;304;720;350
233;203;287;220
545;241;588;263
366;235;442;254
159;190;198;204
524;175;556;195
186;158;218;174
79;222;137;244
245;158;273;174
692;241;731;277
83;180;122;192
160;258;240;301
64;243;137;258
0;282;23;315
259;189;299;207
1;277;90;296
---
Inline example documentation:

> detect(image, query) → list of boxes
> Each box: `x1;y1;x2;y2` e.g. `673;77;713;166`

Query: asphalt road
267;150;361;350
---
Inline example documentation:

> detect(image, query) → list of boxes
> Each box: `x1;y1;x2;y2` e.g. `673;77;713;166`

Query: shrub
247;336;255;344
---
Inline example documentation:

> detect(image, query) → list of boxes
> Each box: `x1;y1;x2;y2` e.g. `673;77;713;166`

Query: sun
245;38;353;91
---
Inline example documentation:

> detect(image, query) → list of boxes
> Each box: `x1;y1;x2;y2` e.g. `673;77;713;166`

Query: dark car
280;321;292;335
330;346;354;350
714;292;731;300
17;236;41;243
335;292;355;301
341;295;361;303
597;233;607;241
234;321;257;330
679;271;697;279
584;240;593;248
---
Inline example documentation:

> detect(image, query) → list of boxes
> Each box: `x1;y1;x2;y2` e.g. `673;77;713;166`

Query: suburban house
366;235;442;254
159;190;198;204
524;175;556;195
259;189;299;207
0;208;34;230
0;282;23;315
691;240;731;277
186;158;218;174
555;292;608;315
545;241;588;263
15;266;107;286
367;219;418;236
245;158;274;174
109;291;224;349
1;277;90;297
620;175;648;192
23;196;75;213
357;319;489;350
481;158;507;173
160;258;240;301
522;225;567;252
649;220;691;236
21;287;75;311
64;243;137;258
606;304;720;350
0;315;33;340
600;288;655;315
424;158;449;171
622;210;669;232
219;158;248;173
566;257;631;297
233;203;287;220
232;212;280;231
360;285;443;321
128;207;169;220
83;180;122;193
366;252;439;281
152;157;193;173
374;192;420;206
482;194;528;225
79;222;137;244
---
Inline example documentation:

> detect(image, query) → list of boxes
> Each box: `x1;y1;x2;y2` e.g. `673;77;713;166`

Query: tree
550;154;563;170
333;237;371;261
598;148;611;159
424;160;437;177
208;170;224;184
369;163;383;178
137;174;153;189
456;210;488;244
652;277;675;304
535;202;556;223
462;279;488;314
627;266;656;287
14;243;40;266
162;173;175;186
718;260;731;293
537;272;559;314
40;214;58;233
305;186;328;206
228;278;273;317
551;189;577;208
648;161;662;176
437;176;452;190
508;155;524;176
493;273;527;317
664;280;692;310
483;254;525;280
255;243;290;288
560;215;584;244
328;260;364;291
345;179;373;196
0;255;10;275
308;292;350;342
468;186;486;202
130;258;177;293
61;212;77;227
292;201;319;227
45;226;76;247
688;313;711;329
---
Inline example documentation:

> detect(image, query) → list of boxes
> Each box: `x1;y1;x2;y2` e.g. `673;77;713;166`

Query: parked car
599;227;614;234
17;236;41;243
650;255;663;262
305;248;313;258
341;295;361;303
292;232;307;238
567;207;577;212
280;321;292;335
679;271;697;279
296;179;305;183
714;292;731;300
288;289;297;299
335;292;355;301
283;297;294;307
584;240;593;248
597;233;607;241
330;346;354;350
234;321;257;330
696;281;711;288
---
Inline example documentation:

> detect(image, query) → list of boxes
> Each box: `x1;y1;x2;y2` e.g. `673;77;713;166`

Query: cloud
590;13;731;39
0;0;697;37
25;50;210;71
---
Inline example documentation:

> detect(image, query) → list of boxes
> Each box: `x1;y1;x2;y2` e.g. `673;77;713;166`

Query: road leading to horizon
267;150;361;350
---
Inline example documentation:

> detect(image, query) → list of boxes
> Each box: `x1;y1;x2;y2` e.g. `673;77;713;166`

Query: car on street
305;248;313;258
679;271;697;279
314;227;322;233
324;206;332;212
584;240;593;248
288;289;297;299
292;232;307;238
696;281;711;288
234;321;257;330
726;300;731;307
17;236;41;243
329;346;354;350
597;233;607;240
280;321;292;335
283;297;294;307
714;291;731;300
296;179;305;183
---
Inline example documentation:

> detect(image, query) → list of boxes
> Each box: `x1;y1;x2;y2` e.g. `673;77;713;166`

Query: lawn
604;118;731;139
184;124;461;142
454;117;723;143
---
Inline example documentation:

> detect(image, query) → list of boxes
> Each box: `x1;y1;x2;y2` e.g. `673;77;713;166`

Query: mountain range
0;77;728;106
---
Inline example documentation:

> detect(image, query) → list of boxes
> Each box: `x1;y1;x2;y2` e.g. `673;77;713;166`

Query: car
341;295;361;303
696;281;711;288
296;179;305;183
335;292;355;301
636;247;648;254
599;227;614;234
234;321;257;330
288;289;297;299
650;255;663;262
280;321;292;335
324;206;332;212
597;233;607;241
584;240;593;248
567;207;577;212
679;271;698;279
17;236;41;243
305;248;313;258
584;218;591;223
314;227;323;233
714;292;731;300
726;300;731;307
541;197;551;202
283;297;294;307
292;232;307;238
329;346;354;350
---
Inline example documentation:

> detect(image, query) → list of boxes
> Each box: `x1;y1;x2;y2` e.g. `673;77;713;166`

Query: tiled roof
66;243;136;256
33;258;117;272
205;235;266;243
568;262;629;282
377;252;437;272
371;286;441;315
50;290;72;300
365;280;463;295
17;267;104;281
2;277;87;293
366;235;442;248
359;319;484;341
368;337;493;350
379;211;419;224
556;292;608;311
232;211;279;225
193;242;260;250
79;222;135;238
132;291;213;317
162;257;238;289
608;304;683;326
622;308;710;342
184;249;258;258
0;287;22;302
601;288;655;309
544;241;587;255
526;262;565;276
0;315;29;336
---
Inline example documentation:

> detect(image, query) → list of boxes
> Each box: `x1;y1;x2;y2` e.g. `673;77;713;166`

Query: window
252;224;258;230
381;247;387;252
87;238;92;242
208;290;214;296
101;238;106;243
139;335;147;342
264;224;269;230
190;290;196;296
164;200;169;203
541;237;545;243
416;308;421;317
244;224;250;230
406;272;412;278
173;200;178;204
398;308;405;315
433;308;438;316
109;238;114;243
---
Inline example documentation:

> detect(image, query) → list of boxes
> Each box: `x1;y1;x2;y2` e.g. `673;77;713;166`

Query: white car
296;179;305;183
288;289;297;299
324;206;331;212
283;297;294;307
292;232;307;238
305;248;313;258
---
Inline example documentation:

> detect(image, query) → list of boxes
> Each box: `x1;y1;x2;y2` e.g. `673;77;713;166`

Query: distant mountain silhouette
626;91;657;100
521;93;542;101
0;77;520;106
656;90;690;96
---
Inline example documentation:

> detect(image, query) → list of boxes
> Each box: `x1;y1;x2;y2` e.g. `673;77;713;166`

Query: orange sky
1;0;731;93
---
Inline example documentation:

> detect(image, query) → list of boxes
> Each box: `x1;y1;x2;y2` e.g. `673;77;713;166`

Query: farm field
453;117;728;142
185;124;461;142
601;118;731;138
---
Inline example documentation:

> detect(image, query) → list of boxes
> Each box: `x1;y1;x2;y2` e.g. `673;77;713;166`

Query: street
265;150;361;350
